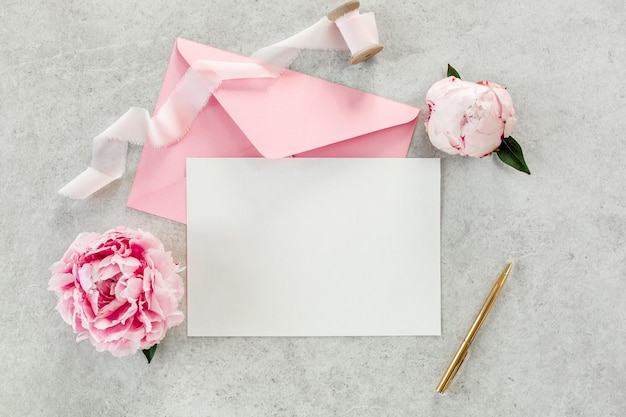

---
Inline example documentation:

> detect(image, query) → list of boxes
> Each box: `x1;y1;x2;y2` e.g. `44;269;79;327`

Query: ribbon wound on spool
328;1;384;64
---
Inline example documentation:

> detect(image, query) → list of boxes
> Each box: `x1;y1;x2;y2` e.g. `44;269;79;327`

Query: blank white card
186;158;440;336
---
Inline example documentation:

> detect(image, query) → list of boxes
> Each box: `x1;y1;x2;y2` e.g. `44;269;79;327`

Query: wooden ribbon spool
328;1;384;64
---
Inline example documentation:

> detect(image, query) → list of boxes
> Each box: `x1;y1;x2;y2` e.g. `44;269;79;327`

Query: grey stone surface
1;0;625;415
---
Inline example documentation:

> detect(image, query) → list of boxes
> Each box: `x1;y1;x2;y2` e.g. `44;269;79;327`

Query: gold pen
436;263;513;394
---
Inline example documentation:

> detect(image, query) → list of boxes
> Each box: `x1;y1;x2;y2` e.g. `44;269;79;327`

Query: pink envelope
127;38;419;223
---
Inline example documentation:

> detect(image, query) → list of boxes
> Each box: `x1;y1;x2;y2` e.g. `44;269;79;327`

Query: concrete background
1;0;624;415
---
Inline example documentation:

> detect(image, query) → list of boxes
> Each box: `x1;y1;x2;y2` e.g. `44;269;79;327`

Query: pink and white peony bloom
48;227;184;357
425;76;517;157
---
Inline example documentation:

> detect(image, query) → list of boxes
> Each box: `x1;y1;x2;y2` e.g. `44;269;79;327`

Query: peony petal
93;322;130;342
88;290;100;316
461;129;502;157
123;319;148;342
55;298;75;326
145;249;175;277
93;303;137;331
61;232;100;262
130;230;164;254
112;341;141;357
49;260;71;274
74;290;97;323
490;86;517;138
78;264;94;291
76;333;89;343
98;263;122;282
147;292;165;317
96;299;126;321
152;285;181;319
48;272;75;292
144;321;167;344
95;331;141;357
137;308;154;334
426;115;462;155
114;253;141;269
166;310;185;328
113;277;143;302
118;302;139;324
163;273;185;301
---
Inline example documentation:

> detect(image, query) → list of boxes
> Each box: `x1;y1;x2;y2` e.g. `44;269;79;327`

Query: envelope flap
176;37;253;66
176;38;419;158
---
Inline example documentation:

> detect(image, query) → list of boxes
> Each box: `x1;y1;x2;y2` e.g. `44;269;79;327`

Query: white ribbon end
58;167;119;200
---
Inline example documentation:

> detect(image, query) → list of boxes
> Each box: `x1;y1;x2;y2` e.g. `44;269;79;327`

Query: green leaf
142;344;158;364
497;136;531;175
447;64;461;79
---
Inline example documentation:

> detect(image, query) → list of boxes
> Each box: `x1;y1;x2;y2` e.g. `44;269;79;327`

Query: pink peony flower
48;227;184;357
425;76;517;157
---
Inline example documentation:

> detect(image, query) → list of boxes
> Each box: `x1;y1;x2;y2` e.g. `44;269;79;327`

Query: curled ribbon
59;1;383;200
59;61;278;199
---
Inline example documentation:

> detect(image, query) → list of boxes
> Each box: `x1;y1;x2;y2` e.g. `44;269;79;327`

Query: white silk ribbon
250;17;349;68
59;8;381;200
148;60;279;148
59;107;149;199
59;61;277;199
